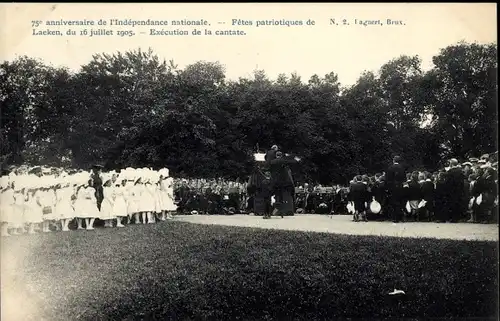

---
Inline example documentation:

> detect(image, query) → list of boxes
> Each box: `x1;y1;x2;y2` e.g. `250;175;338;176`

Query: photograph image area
1;3;498;321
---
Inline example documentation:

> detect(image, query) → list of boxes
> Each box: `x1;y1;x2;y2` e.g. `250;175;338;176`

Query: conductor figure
268;151;300;219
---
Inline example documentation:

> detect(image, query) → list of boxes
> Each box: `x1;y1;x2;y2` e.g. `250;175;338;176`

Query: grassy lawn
2;220;498;321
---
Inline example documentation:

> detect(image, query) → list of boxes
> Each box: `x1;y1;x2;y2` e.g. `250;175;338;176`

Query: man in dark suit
268;151;299;218
446;158;466;222
385;156;406;223
349;176;368;221
90;165;104;211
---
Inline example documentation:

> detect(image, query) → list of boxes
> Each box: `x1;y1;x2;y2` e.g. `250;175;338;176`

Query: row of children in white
0;167;177;236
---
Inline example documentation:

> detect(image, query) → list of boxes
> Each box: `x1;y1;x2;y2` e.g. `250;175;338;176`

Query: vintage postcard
1;3;498;320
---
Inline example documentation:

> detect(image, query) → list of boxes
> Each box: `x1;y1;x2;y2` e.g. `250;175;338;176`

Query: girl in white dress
128;179;141;224
12;189;26;234
1;181;15;236
154;181;165;221
74;182;100;230
136;179;150;224
55;182;75;232
142;181;157;224
112;180;128;227
161;176;176;219
24;188;43;234
100;179;116;227
41;184;57;233
74;183;86;230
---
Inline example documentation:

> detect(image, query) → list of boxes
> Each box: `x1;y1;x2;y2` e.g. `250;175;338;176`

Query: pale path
175;214;499;241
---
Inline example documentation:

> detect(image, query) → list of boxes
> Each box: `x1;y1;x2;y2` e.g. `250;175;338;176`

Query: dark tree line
0;42;497;184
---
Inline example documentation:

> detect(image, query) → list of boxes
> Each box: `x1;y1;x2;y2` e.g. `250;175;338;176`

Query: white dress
55;186;75;220
139;184;156;212
74;186;100;218
153;183;162;213
41;189;57;221
127;184;140;215
160;178;176;211
0;188;15;223
99;186;115;220
12;192;26;228
112;185;128;217
24;191;43;224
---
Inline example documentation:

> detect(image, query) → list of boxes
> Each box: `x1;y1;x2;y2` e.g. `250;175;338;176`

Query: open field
1;218;498;320
176;214;500;241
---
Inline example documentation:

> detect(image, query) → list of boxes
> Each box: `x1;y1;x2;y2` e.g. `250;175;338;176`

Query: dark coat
265;149;277;164
349;181;368;203
269;158;297;188
420;180;435;202
446;167;465;202
386;163;406;189
407;180;421;200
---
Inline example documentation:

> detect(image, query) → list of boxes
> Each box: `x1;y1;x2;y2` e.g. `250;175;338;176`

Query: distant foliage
0;43;497;183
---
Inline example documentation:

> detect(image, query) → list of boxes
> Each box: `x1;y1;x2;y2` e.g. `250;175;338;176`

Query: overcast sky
2;3;496;86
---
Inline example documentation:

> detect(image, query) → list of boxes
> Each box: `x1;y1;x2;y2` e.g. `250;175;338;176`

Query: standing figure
160;174;176;219
445;158;465;222
265;145;279;165
268;151;300;218
24;188;43;234
112;180;128;227
90;165;104;211
74;181;99;230
349;176;368;222
407;172;422;221
41;181;57;233
434;171;449;223
420;172;435;221
99;179;116;228
12;188;26;235
385;156;406;223
55;180;75;232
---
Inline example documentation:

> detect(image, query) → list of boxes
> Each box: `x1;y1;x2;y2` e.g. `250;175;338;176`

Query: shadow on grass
1;221;498;321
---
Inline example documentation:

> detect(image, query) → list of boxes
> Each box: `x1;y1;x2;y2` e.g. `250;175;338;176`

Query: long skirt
112;196;128;217
138;194;155;212
253;192;271;216
56;201;75;220
127;198;139;215
42;205;57;221
280;190;295;215
74;200;100;218
24;204;43;224
99;198;116;220
161;191;176;211
11;204;25;228
0;204;15;223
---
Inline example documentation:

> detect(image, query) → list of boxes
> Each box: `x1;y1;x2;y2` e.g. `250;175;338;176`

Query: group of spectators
345;154;498;223
172;153;498;224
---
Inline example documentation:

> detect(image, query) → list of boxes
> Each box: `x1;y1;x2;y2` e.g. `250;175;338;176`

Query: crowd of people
344;155;498;223
0;166;176;237
1;151;498;236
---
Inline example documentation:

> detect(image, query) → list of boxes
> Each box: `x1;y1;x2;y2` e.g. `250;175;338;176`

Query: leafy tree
1;42;496;183
425;42;498;158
